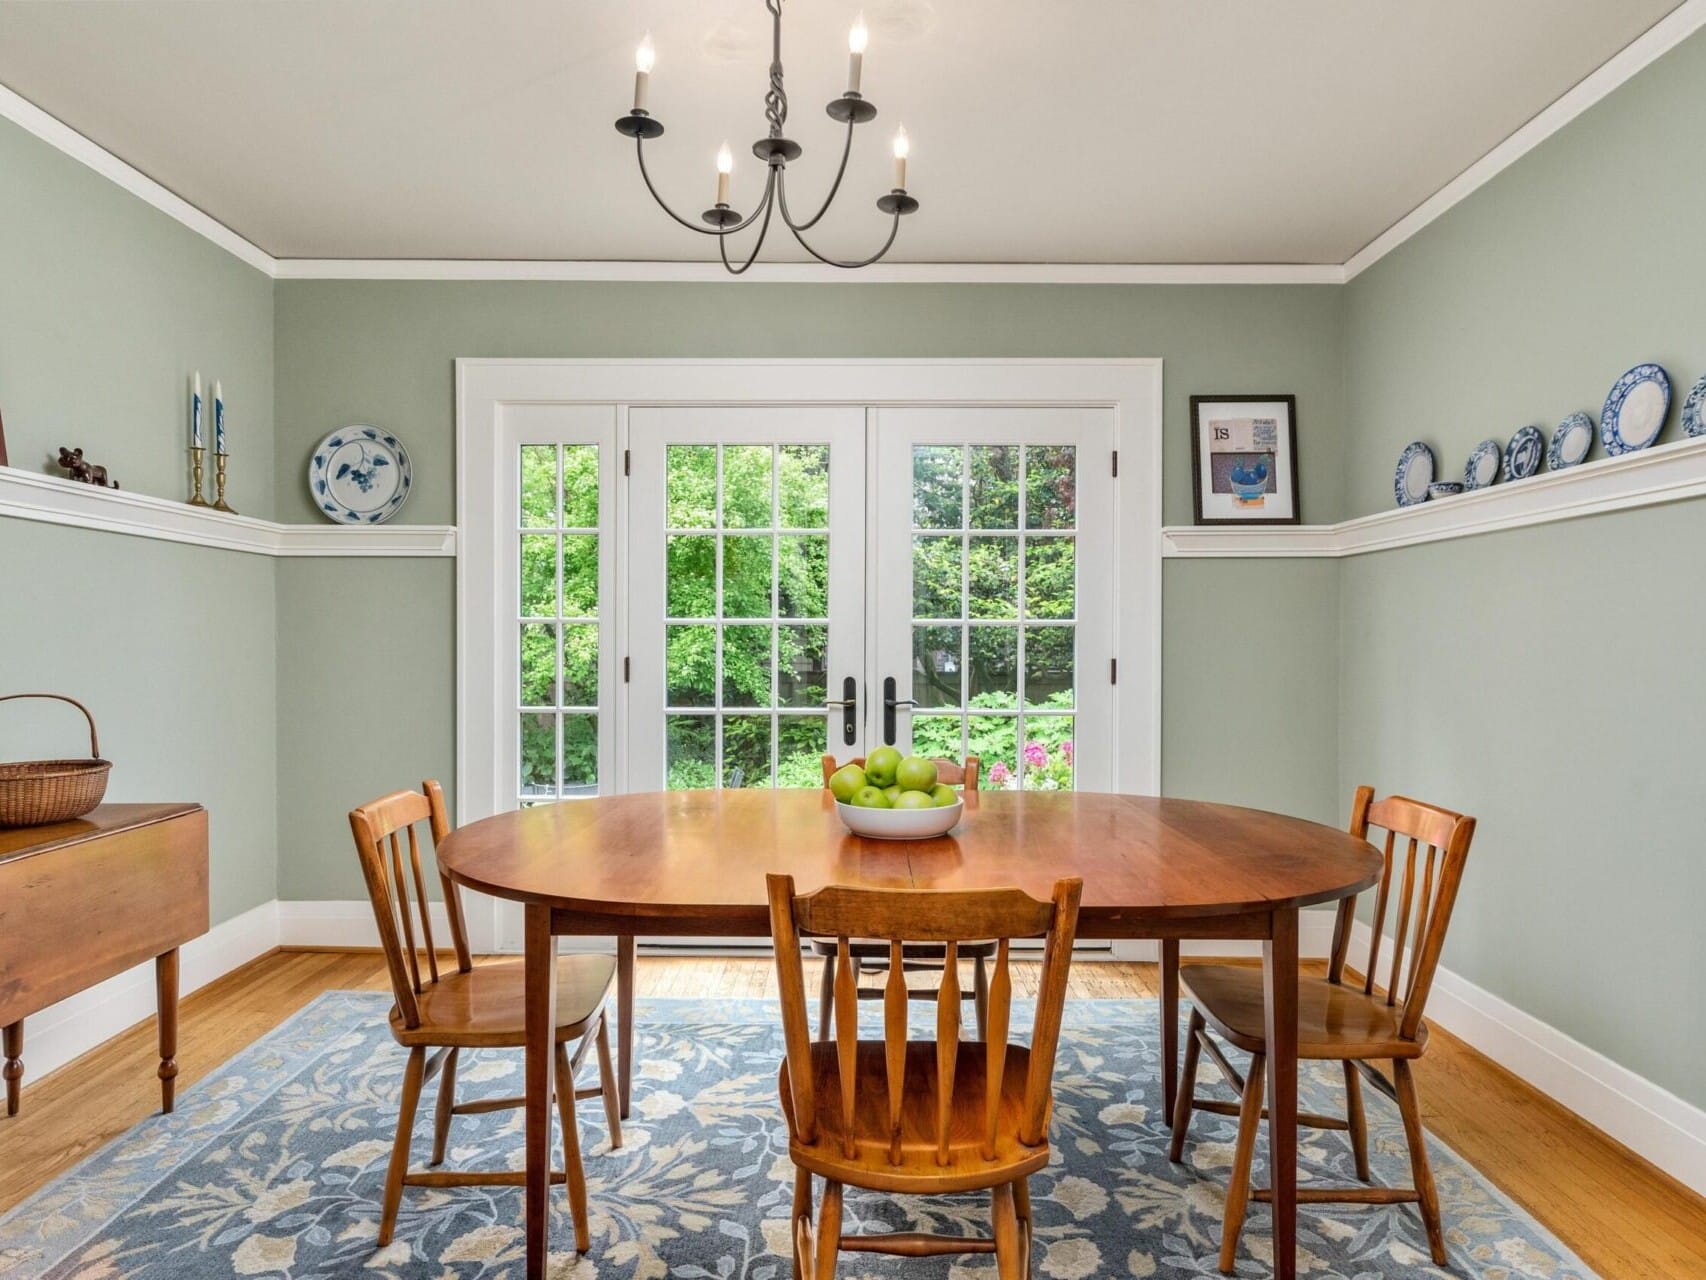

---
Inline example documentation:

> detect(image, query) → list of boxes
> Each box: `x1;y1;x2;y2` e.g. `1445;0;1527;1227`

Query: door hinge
623;656;631;683
1110;658;1118;685
1112;449;1119;477
623;449;631;477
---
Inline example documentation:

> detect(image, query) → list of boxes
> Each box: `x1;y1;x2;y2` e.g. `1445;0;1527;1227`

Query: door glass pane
663;443;836;789
909;440;1079;791
516;445;602;803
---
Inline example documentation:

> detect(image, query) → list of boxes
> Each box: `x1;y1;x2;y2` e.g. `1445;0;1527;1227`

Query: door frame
456;358;1164;952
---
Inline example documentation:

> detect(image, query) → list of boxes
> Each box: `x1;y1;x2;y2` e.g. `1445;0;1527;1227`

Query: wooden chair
813;754;993;1041
349;782;622;1253
769;873;1083;1278
1168;786;1475;1272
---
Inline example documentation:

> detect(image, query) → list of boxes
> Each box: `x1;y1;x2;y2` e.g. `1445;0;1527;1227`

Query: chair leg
430;1047;459;1167
595;1012;623;1149
816;951;835;1042
1343;1059;1371;1183
1217;1050;1265;1275
814;1179;843;1279
1395;1059;1447;1266
1168;1009;1204;1162
791;1167;813;1280
378;1046;426;1247
555;1039;592;1254
973;952;990;1040
1014;1175;1033;1277
992;1181;1023;1279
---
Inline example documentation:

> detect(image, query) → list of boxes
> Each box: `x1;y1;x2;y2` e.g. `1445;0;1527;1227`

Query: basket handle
0;693;102;759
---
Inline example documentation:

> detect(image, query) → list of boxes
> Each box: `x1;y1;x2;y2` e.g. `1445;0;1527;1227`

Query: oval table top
437;790;1381;934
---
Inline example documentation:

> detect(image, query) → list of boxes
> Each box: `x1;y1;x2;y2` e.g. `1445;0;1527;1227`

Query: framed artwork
1189;394;1300;525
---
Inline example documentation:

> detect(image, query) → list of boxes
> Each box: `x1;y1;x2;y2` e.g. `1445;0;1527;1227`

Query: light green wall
0;520;278;922
271;280;1349;898
1340;28;1706;1105
0;116;278;927
0;117;275;515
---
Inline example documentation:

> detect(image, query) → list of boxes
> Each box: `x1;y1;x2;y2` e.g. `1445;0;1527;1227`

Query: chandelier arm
636;137;774;236
718;181;779;276
775;173;902;268
780;119;856;233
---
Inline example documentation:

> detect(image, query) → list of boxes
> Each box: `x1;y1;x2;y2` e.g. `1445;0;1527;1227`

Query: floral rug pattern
0;994;1595;1279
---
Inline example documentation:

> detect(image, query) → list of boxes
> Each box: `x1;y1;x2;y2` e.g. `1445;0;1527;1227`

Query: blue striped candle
214;382;227;456
191;372;203;449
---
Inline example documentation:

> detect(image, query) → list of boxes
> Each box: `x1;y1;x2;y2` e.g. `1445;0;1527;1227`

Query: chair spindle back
769;875;1082;1161
820;754;981;791
1328;785;1475;1041
348;780;474;1029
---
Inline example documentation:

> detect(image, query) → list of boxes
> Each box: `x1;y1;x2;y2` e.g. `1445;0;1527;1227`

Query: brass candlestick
212;452;236;514
187;446;211;507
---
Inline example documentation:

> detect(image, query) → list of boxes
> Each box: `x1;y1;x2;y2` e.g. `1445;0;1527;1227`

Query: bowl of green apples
828;747;964;840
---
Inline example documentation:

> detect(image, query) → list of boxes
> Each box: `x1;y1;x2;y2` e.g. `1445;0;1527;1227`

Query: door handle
881;676;916;746
824;676;858;746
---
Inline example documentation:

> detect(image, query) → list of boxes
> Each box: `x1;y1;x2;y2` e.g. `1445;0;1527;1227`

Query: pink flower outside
1061;740;1074;764
1023;741;1048;768
988;761;1013;785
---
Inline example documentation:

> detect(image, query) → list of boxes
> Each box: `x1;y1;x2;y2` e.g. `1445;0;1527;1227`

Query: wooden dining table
435;788;1380;1280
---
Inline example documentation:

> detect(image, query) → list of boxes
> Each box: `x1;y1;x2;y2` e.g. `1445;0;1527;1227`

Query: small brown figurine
56;447;120;489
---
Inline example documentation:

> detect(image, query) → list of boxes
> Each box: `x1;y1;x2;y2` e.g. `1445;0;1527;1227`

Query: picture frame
1189;394;1300;525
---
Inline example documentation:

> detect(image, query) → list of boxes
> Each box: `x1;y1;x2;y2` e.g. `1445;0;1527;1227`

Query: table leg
524;904;558;1280
155;949;180;1113
3;1019;21;1117
1264;907;1300;1280
617;934;635;1120
1160;939;1179;1127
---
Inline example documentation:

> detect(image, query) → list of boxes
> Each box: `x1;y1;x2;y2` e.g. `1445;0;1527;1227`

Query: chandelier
614;1;918;274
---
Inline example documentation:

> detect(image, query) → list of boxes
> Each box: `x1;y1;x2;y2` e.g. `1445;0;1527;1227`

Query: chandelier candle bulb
633;33;654;112
716;142;733;205
892;125;909;189
847;12;867;94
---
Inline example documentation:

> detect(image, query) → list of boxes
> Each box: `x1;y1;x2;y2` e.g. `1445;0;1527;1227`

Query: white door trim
457;359;1163;949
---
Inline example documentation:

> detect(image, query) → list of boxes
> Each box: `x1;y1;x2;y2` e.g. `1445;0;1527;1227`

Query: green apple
893;790;935;810
864;745;903;787
850;785;892;809
895;755;938;792
828;763;867;803
929;784;958;807
883;785;904;804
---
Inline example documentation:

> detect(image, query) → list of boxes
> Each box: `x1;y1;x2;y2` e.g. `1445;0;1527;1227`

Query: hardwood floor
2;950;1702;1278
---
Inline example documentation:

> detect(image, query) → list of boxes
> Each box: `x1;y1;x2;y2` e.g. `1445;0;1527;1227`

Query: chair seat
1181;963;1428;1060
808;938;999;960
780;1040;1050;1194
389;953;616;1049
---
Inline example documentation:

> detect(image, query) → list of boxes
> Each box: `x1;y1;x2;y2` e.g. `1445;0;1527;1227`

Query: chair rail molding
0;466;456;557
1163;434;1706;558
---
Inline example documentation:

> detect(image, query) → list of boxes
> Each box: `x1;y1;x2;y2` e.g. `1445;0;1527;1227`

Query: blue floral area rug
0;994;1595;1279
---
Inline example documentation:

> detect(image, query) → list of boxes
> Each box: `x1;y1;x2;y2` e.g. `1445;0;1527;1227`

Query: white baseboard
276;898;455;949
17;900;279;1088
1348;922;1706;1198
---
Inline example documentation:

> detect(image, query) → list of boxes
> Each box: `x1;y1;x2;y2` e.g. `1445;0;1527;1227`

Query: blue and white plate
1394;441;1435;508
1463;439;1502;490
308;426;413;524
1548;413;1594;470
1680;373;1706;438
1600;363;1670;455
1427;482;1464;499
1503;425;1544;481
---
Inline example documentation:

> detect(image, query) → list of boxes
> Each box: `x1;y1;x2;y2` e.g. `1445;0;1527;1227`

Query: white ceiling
0;0;1683;265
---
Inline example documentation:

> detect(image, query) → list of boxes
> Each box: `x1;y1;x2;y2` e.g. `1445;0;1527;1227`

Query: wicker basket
0;693;112;828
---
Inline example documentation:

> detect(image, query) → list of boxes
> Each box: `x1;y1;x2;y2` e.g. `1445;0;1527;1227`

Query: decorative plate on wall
1502;425;1544;481
1393;441;1435;507
1463;439;1501;490
1600;363;1670;455
1680;373;1706;438
308;426;413;524
1548;413;1594;470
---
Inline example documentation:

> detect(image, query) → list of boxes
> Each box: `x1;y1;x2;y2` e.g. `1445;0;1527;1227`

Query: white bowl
836;797;964;840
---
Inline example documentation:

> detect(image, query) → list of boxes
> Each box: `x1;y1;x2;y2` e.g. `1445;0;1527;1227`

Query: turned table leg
3;1020;21;1117
156;948;180;1113
1264;907;1300;1280
1160;939;1180;1127
523;905;557;1280
617;934;636;1120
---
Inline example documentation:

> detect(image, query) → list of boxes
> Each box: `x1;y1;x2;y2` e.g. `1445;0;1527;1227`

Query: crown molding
1343;0;1706;280
6;4;1703;285
0;466;456;557
1163;433;1706;558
